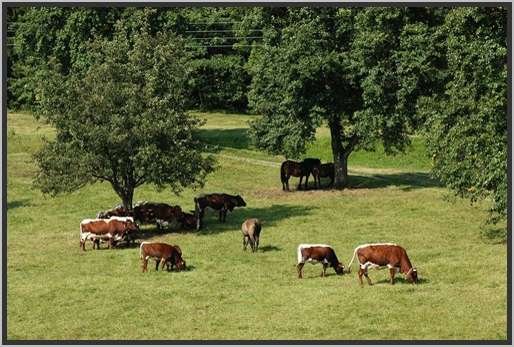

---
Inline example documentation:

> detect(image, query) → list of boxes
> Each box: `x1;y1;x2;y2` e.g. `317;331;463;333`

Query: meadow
6;111;508;340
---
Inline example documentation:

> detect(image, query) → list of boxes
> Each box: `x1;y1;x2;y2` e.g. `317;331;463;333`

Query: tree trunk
328;117;351;189
112;183;134;210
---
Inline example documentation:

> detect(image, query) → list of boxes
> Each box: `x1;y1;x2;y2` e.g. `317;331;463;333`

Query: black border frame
1;1;512;345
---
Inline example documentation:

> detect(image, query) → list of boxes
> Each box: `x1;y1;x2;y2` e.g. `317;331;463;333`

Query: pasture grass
6;111;508;340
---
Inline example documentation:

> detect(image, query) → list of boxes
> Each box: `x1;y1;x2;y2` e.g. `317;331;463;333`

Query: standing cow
79;218;139;251
194;193;246;230
347;243;418;285
296;244;345;278
241;218;262;252
139;242;186;272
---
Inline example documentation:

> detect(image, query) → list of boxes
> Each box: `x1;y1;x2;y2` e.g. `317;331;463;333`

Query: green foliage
33;21;215;208
188;55;249;111
418;7;508;223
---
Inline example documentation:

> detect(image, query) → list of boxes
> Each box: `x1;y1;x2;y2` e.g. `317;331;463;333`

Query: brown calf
241;218;262;252
296;244;345;278
139;242;186;273
347;243;418;285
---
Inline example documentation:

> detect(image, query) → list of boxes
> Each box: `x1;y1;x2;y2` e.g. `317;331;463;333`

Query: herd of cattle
78;160;418;285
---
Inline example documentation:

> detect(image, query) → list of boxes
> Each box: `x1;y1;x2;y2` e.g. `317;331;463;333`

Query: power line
185;29;264;33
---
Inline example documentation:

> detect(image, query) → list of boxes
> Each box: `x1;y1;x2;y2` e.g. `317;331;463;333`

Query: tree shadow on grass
196;128;250;151
349;173;442;190
196;204;316;235
480;226;507;244
7;199;31;210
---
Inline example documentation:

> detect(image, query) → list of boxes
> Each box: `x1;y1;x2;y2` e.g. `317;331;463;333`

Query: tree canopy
33;18;215;209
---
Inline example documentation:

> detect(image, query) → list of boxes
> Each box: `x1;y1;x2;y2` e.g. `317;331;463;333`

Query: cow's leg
219;209;223;222
305;173;309;190
80;239;86;251
286;176;290;191
155;259;160;271
142;257;149;272
243;236;248;251
298;176;303;190
358;268;364;286
321;263;328;277
364;268;373;286
297;263;304;279
389;268;396;285
249;235;256;252
255;236;259;252
161;258;167;271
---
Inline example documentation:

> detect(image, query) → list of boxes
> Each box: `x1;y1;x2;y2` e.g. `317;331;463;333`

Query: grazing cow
139;242;186;272
194;193;246;230
133;202;183;228
96;204;133;219
241;218;262;252
316;163;334;187
79;218;139;251
296;244;345;278
347;243;418;285
280;158;321;191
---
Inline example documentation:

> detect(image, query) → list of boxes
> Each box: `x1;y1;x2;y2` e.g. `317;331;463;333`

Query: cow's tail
139;241;148;260
346;246;360;273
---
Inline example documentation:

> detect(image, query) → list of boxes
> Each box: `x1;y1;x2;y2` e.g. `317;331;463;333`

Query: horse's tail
280;161;287;183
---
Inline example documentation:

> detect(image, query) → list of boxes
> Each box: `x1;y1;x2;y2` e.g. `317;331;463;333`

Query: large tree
248;8;439;188
418;7;508;223
33;18;215;209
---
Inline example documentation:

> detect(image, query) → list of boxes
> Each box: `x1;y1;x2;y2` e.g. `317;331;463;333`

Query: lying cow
347;243;418;285
80;218;139;251
96;204;133;219
139;242;186;272
241;218;262;252
179;211;197;230
296;244;345;278
133;202;183;228
194;193;246;230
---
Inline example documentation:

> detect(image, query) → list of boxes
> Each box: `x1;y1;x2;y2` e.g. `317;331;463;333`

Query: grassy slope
7;112;507;340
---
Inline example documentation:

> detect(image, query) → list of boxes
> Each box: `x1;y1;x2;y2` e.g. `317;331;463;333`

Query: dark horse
317;163;335;187
280;158;321;191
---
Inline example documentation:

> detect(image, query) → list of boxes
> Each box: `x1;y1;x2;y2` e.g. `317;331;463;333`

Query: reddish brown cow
79;218;139;251
347;243;418;285
139;242;186;272
296;244;345;278
194;193;246;230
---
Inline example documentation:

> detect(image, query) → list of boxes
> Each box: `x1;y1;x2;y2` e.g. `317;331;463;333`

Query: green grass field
7;111;508;340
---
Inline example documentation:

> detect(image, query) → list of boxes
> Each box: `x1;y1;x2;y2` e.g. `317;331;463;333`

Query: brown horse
280;158;321;191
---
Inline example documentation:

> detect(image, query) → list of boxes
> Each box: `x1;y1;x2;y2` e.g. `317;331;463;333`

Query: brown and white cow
139;242;186;273
347;243;418;285
194;193;246;230
296;244;345;278
241;218;262;252
79;218;139;251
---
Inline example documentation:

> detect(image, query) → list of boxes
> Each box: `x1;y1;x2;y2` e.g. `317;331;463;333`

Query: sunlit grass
6;112;507;340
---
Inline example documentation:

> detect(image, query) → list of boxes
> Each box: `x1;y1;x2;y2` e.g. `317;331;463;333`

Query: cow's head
125;220;140;232
176;257;186;271
234;195;246;207
406;267;418;283
335;263;345;275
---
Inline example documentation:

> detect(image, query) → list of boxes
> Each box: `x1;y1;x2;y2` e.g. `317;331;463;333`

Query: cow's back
357;244;404;266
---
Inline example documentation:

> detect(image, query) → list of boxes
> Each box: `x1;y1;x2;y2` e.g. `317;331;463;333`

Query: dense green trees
7;6;508;224
33;20;215;209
